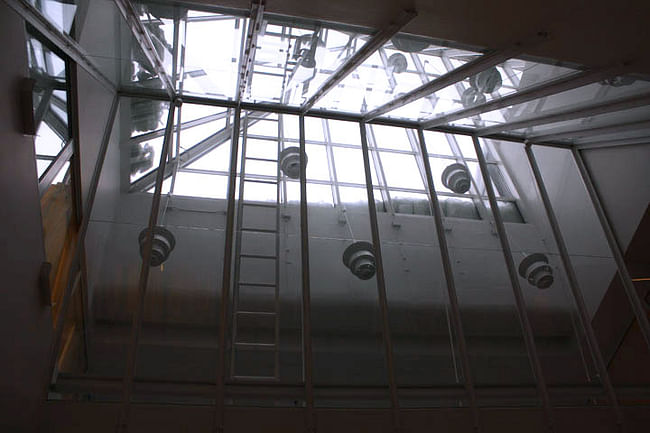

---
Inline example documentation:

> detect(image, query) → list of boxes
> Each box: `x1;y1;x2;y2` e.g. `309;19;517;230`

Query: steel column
472;135;555;432
422;66;624;129
570;148;650;350
116;99;177;433
417;128;481;432
298;114;315;432
359;121;401;432
525;144;624;431
47;94;120;386
213;106;243;433
476;92;650;136
301;9;417;112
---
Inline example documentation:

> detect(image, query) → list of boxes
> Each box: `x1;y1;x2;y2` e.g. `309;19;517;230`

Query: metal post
213;106;243;433
525;144;624;431
471;135;555;432
299;114;315;432
416;128;481;432
47;94;120;386
116;99;178;433
359;121;401;432
571;148;650;350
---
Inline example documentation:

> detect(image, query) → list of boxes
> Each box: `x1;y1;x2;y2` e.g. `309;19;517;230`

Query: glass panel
28;0;78;34
245;17;370;105
480;139;608;408
449;75;650;130
315;35;481;115
423;132;538;407
308;119;389;408
532;145;650;408
392;59;578;122
365;124;463;407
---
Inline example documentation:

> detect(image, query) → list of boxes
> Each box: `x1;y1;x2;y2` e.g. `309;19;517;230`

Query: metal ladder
229;112;281;381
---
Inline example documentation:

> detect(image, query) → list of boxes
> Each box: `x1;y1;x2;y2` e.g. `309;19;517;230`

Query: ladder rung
235;342;276;350
236;310;277;316
239;282;276;287
244;178;278;185
245;157;278;163
240;228;277;233
242;201;278;208
240;254;277;260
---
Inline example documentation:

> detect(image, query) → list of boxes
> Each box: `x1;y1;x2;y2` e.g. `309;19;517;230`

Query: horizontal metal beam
363;43;530;121
39;138;73;197
117;86;574;148
528;118;650;142
5;0;115;92
477;91;650;136
113;0;175;98
421;66;624;129
301;9;417;112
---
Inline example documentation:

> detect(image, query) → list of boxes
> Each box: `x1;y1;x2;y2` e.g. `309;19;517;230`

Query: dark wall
0;4;52;432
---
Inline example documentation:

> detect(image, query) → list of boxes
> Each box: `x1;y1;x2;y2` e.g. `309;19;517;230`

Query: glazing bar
213;106;242;433
525;144;624;431
472;135;555;432
116;99;178;433
416;128;481;432
359;121;401;432
299;114;315;432
571;148;650;350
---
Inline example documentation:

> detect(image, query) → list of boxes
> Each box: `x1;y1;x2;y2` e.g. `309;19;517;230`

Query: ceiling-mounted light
469;67;502;94
138;226;176;267
289;32;322;85
518;253;554;289
342;241;376;280
279;146;307;179
461;87;486;108
387;53;408;74
441;163;471;194
390;35;429;53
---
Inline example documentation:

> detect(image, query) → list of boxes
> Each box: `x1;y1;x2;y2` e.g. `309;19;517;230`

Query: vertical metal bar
525;145;624;431
299;114;315;432
47;94;120;386
571;148;650;349
213;106;242;433
116;99;178;433
471;135;555;432
416;128;481;432
358;121;401;432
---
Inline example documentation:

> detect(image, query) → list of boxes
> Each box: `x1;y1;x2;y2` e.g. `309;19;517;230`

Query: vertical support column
471;135;555;433
213;106;243;433
416;129;481;432
299;115;315;432
117;98;179;433
48;94;120;385
571;148;650;349
526;145;624;431
359;121;401;432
